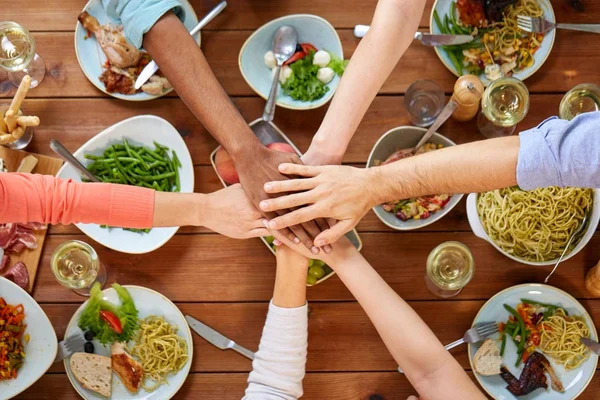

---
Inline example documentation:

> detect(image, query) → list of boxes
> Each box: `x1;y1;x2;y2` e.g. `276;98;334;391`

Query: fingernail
268;220;278;229
311;246;319;255
274;239;282;246
259;201;268;210
324;245;333;254
279;164;287;172
294;237;300;244
262;219;269;228
264;183;272;191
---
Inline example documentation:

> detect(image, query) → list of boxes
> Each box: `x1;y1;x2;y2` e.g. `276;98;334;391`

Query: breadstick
0;133;16;145
11;126;24;140
16;116;40;127
8;75;31;115
4;109;17;132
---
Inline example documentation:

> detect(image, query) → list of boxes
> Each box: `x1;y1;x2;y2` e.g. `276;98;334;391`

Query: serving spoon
50;139;99;182
544;214;589;283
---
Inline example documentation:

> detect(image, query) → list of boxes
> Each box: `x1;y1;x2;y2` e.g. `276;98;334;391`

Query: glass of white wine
0;21;46;89
477;77;529;138
425;241;475;298
559;83;600;121
51;240;107;297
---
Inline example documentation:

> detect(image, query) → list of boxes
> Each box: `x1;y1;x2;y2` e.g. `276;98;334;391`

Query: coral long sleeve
0;173;155;227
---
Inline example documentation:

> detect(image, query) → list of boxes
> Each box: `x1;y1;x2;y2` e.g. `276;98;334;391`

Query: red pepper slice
99;310;123;334
283;51;306;65
300;43;318;53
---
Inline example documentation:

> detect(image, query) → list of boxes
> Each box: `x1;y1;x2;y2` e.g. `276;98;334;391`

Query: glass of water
404;80;445;127
0;21;46;88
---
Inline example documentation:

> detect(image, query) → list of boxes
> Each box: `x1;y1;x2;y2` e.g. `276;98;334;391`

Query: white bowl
56;116;194;254
466;190;600;266
0;277;58;398
366;126;464;230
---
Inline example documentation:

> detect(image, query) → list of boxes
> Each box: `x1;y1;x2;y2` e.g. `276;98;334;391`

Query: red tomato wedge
283;51;306;65
300;43;318;53
99;310;123;334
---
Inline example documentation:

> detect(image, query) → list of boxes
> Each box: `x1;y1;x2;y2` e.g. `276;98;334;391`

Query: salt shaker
585;261;600;297
451;75;484;122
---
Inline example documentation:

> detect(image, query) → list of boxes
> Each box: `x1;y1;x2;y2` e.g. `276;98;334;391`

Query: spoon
545;214;589;283
50;139;99;182
410;100;458;156
262;26;298;122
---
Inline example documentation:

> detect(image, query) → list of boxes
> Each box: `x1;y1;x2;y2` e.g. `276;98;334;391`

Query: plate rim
429;0;556;86
74;0;200;101
0;277;58;399
467;283;599;400
63;284;193;400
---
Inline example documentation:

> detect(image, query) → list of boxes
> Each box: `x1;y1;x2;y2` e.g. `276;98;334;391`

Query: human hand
301;143;343;166
260;163;378;246
201;184;270;239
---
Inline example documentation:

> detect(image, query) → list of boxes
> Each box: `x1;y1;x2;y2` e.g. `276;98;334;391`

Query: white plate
75;0;200;101
0;277;57;398
430;0;556;86
64;285;193;400
56;115;194;254
469;284;598;400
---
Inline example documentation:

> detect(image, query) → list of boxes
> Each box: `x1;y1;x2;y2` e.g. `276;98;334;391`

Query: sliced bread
473;339;503;376
70;352;113;397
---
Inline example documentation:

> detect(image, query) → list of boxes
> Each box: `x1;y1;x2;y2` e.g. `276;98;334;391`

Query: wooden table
5;1;600;398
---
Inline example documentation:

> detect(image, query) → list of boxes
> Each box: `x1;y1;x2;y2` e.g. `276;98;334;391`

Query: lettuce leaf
281;51;329;102
327;53;349;76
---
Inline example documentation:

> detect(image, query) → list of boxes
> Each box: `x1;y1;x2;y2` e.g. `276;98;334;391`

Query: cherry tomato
300;43;318;53
283;51;306;65
99;310;123;334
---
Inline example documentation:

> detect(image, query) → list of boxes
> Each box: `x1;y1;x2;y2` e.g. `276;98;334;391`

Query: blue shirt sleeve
517;113;600;190
102;0;186;49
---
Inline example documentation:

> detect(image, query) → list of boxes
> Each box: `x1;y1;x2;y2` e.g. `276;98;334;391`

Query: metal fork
54;334;86;362
445;322;499;350
517;15;600;34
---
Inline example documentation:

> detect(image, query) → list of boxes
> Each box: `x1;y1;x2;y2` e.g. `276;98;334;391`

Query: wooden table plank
1;29;598;99
9;0;597;31
32;232;600;303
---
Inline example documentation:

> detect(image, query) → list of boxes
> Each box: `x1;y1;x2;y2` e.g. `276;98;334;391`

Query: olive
84;331;96;341
306;274;318;285
265;236;275;245
295;43;303;52
313;260;325;268
309;265;325;279
84;342;95;354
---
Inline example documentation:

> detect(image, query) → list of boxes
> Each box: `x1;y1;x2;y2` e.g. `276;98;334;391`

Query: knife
581;337;600;355
353;24;473;45
185;315;255;360
134;1;228;90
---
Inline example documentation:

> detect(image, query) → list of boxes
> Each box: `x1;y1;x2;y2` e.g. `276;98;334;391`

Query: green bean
500;334;507;357
504;304;526;366
447;50;463;75
173;151;182;168
433;10;445;33
520;299;565;314
147;160;167;169
129;171;176;182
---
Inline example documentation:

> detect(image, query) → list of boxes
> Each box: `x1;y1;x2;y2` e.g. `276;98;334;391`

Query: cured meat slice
3;262;29;289
18;222;46;231
0;254;9;273
0;223;17;248
6;241;26;254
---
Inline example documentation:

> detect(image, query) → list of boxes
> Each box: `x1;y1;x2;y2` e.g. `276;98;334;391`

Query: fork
517;15;600;34
445;322;499;350
54;334;86;362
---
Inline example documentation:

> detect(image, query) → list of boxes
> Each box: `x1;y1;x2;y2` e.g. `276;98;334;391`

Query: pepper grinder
451;75;484;122
585;261;600;297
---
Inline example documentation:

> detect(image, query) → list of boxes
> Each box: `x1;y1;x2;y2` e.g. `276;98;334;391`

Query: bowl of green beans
57;115;194;254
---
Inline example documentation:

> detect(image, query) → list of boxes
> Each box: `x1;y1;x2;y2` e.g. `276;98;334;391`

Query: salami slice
0;254;9;273
3;262;29;289
6;241;26;254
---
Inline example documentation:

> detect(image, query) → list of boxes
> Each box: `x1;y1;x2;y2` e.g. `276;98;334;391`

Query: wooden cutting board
0;146;63;292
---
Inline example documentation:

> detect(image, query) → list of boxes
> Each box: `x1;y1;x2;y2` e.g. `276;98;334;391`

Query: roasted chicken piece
141;75;172;96
500;352;563;396
111;342;143;393
78;11;141;68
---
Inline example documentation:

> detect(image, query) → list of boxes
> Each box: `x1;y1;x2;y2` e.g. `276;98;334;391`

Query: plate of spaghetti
469;284;598;399
430;0;555;86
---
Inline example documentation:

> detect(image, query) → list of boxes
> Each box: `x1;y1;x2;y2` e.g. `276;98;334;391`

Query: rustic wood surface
8;0;600;399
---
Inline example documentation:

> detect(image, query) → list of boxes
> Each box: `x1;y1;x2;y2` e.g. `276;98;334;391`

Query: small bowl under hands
366;126;464;231
238;14;343;110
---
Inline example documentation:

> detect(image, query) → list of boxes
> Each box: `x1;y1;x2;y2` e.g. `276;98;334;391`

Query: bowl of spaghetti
466;187;599;266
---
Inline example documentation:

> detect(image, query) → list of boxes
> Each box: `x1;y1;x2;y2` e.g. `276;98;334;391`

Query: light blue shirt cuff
103;0;185;49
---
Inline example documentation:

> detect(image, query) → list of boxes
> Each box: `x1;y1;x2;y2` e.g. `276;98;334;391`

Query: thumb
314;220;354;246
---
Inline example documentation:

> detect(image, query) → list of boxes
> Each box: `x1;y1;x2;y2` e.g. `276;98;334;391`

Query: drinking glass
478;77;529;138
559;83;600;121
0;105;32;150
51;240;107;297
404;80;445;127
425;241;475;298
0;21;46;88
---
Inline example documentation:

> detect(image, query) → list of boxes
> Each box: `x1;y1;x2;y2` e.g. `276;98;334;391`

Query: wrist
309;133;345;164
363;167;391;207
326;242;360;271
194;193;211;227
227;130;263;160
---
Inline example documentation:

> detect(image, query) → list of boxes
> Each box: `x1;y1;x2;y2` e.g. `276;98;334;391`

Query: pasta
130;316;189;392
477;187;593;262
539;308;591;370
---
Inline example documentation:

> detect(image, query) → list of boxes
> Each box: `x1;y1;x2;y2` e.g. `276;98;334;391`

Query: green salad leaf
327;53;349;76
282;51;329;102
78;282;139;344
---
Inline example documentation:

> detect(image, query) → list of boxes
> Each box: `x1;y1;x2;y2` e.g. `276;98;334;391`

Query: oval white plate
75;0;200;101
469;284;598;400
56;115;194;254
430;0;555;86
0;277;57;398
64;285;193;400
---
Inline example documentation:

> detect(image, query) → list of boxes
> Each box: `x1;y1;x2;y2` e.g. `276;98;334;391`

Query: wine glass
477;77;529;138
0;21;46;88
559;83;600;121
51;240;107;297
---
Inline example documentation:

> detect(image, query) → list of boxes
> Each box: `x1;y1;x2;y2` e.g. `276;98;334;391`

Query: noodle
490;0;543;59
130;316;189;392
539;308;591;370
477;187;593;262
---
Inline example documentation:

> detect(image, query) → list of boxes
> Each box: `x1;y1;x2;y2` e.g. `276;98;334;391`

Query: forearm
143;12;261;157
312;0;426;159
273;256;308;308
152;192;206;227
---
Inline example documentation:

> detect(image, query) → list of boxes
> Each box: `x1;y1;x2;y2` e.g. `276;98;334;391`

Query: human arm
244;246;309;400
302;0;427;166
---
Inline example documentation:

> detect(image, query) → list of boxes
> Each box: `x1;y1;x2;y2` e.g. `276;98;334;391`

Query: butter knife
581;337;600;355
185;315;255;360
353;25;473;45
134;1;228;90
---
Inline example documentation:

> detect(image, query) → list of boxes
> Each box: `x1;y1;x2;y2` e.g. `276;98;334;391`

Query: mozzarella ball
317;67;335;84
313;50;331;68
279;65;293;83
264;51;277;69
